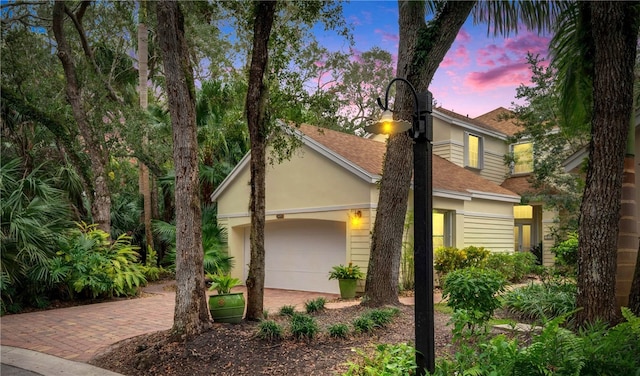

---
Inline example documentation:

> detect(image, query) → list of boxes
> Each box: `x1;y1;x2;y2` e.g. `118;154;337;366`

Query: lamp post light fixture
364;77;434;375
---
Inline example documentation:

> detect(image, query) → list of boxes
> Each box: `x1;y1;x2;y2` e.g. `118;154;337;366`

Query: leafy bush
328;323;349;338
485;251;538;283
279;305;296;317
304;297;326;314
551;232;579;272
503;279;576;322
434;309;640;376
352;316;375;333
343;343;417;376
257;320;283;341
442;267;506;329
290;313;319;340
51;222;146;298
434;246;490;277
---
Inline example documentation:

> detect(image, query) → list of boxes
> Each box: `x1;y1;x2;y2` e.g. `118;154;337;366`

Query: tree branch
63;2;124;104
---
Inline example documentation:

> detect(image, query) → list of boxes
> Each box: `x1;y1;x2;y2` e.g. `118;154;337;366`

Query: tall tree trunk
576;1;638;326
52;1;111;234
138;8;154;257
156;0;210;337
363;0;475;307
245;1;276;321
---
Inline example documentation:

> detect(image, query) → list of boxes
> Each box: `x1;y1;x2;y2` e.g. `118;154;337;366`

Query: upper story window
465;132;483;169
511;142;534;174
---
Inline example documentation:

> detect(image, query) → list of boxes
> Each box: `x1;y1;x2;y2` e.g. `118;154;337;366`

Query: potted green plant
328;262;364;299
207;273;245;323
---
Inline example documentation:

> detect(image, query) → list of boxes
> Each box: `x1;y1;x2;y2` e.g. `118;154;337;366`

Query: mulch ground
90;304;454;376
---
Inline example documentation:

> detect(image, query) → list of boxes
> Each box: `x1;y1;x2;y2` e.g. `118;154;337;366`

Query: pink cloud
503;33;550;56
464;62;532;90
374;29;399;43
441;45;470;68
456;28;471;43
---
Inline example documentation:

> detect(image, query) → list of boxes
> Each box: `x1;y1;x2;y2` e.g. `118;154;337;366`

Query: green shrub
304;297;326;314
442;267;506;329
486;251;537;283
551;232;579;272
257;320;283;341
51;222;146;299
434;246;490;277
328;323;349;338
279;305;296;317
342;343;417;376
503;280;576;322
352;316;375;333
290;313;319;340
434;309;640;376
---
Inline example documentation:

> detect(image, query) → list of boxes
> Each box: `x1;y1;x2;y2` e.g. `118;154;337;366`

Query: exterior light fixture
350;210;362;228
367;77;434;375
365;109;411;135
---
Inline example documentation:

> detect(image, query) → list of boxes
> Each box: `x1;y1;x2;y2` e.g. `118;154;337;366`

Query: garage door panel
244;219;345;293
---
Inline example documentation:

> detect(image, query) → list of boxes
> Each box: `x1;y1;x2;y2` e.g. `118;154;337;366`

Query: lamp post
364;78;434;375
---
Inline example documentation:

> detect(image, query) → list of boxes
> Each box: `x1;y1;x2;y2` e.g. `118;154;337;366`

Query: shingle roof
298;124;386;176
297;124;518;198
500;175;536;196
474;107;521;136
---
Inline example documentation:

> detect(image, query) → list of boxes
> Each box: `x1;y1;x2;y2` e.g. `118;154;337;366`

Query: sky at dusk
316;1;552;118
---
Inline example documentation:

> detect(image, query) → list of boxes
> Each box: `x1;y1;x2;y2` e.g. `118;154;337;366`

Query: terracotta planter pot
338;279;358;299
208;292;245;323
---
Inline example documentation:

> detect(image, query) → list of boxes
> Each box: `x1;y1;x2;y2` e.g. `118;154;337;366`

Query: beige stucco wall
216;144;377;281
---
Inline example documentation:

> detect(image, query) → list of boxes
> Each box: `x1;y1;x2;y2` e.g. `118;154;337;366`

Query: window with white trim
433;211;453;249
465;132;483;169
511;142;534;174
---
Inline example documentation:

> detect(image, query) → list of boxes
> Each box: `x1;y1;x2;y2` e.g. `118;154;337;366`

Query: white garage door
243;219;346;293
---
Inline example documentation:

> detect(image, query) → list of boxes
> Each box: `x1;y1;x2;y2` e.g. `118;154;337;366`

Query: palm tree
549;1;639;325
0;158;74;312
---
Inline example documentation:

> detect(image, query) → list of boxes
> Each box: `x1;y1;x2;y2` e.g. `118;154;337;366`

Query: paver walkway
0;281;428;363
1;281;430;363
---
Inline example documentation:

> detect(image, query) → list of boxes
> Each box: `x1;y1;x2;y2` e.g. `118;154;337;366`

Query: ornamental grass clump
257;320;283;341
279;304;296;317
366;307;399;328
328;323;350;338
290;313;319;340
304;297;326;314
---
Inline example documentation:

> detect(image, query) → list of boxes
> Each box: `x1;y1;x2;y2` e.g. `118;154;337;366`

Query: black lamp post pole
412;92;434;375
370;78;434;374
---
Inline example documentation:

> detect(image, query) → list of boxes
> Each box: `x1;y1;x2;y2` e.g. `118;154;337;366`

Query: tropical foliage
51;222;146;299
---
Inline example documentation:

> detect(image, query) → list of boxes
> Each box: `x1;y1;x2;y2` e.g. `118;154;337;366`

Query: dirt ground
91;303;454;376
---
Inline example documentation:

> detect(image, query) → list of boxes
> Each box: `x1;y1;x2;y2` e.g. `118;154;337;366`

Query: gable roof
211;123;520;203
474;107;521;136
434;107;508;140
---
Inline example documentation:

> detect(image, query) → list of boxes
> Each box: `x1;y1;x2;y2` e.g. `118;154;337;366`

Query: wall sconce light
350;210;362;228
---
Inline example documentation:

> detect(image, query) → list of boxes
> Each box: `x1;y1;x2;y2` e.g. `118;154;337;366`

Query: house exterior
211;107;561;294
